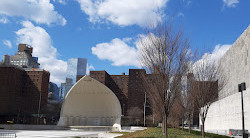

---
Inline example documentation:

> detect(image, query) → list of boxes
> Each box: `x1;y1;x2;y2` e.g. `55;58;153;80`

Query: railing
0;132;16;138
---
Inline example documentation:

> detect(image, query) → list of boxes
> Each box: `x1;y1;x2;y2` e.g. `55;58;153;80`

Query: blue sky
0;0;249;84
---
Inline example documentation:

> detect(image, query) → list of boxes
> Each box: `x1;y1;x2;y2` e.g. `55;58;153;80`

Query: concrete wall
204;25;250;134
204;91;250;134
0;124;61;130
219;25;250;99
58;76;121;130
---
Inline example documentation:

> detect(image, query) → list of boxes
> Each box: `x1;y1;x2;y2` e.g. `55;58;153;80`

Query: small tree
181;74;196;133
168;95;185;128
138;22;192;138
191;55;227;137
127;107;143;125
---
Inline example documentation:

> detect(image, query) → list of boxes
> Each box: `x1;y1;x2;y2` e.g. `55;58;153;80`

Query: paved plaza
1;130;122;138
0;127;146;138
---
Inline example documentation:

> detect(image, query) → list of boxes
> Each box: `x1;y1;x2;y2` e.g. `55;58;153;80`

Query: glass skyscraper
60;58;87;99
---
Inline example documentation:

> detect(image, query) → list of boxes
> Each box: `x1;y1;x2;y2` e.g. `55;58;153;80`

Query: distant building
0;44;50;124
111;73;129;98
60;58;87;99
9;44;40;68
49;82;60;102
127;69;148;118
89;69;152;126
60;82;66;100
186;73;218;126
90;71;127;115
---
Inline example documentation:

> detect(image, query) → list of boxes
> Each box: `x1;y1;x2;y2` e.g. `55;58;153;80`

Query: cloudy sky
0;0;249;84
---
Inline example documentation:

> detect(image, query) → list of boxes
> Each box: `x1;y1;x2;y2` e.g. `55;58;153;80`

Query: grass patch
112;128;230;138
113;127;203;138
180;128;230;138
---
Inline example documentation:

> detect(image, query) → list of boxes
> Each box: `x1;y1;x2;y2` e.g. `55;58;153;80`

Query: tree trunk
182;118;184;131
164;118;168;138
162;116;168;138
202;120;205;137
188;114;191;134
162;119;165;135
162;118;165;135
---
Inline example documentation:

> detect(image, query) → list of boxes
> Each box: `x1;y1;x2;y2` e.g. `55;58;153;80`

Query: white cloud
201;44;231;62
222;0;239;8
192;44;231;81
76;0;168;27
193;44;231;71
2;40;12;48
58;0;67;5
0;17;9;24
53;0;67;5
86;64;95;75
0;0;66;26
178;12;184;17
16;21;67;84
92;38;141;67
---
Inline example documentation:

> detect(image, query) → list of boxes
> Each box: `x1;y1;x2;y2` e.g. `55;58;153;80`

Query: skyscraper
61;58;87;99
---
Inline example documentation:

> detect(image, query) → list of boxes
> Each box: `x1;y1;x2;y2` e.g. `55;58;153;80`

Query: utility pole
37;91;42;125
144;92;146;126
238;82;248;138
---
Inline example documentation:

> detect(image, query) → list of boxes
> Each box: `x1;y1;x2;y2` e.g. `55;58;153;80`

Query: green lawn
112;127;230;138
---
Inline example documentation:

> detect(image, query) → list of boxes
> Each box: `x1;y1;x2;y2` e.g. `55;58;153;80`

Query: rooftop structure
9;44;40;68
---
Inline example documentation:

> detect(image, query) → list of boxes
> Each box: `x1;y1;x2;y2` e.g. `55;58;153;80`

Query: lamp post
238;82;248;138
37;91;42;125
144;92;146;127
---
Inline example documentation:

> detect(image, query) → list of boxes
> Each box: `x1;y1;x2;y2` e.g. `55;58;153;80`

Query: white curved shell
57;76;121;129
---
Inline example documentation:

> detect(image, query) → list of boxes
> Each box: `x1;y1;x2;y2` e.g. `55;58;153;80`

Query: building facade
90;71;127;116
61;58;87;99
203;26;250;134
0;44;50;124
49;82;60;102
0;65;50;124
89;69;152;125
9;44;40;68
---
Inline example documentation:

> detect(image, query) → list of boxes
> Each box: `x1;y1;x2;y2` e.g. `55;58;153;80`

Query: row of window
91;72;104;75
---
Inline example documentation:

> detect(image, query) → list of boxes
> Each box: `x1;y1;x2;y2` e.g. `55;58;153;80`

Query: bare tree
127;107;143;125
138;22;192;138
180;74;196;133
190;55;227;137
168;95;185;128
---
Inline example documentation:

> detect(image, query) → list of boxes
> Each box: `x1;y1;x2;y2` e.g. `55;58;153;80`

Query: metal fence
0;132;16;138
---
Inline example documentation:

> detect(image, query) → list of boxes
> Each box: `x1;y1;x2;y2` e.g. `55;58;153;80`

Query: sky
0;0;249;85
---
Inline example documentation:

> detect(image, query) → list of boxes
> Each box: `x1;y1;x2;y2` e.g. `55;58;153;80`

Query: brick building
0;64;50;124
89;71;127;115
0;44;50;124
127;69;146;116
89;69;152;122
187;73;218;126
0;65;26;123
25;68;50;113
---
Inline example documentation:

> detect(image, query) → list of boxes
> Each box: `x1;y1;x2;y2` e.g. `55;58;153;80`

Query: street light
238;82;248;138
37;91;42;125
